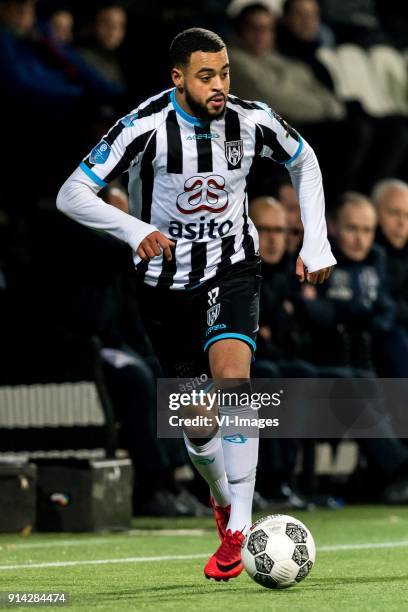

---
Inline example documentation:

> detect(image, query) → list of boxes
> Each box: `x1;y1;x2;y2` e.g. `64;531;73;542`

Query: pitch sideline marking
0;529;207;551
319;540;408;551
0;554;210;571
1;540;408;571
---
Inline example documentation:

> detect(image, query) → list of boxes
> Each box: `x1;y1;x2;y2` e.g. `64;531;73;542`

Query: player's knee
212;364;250;379
209;338;252;379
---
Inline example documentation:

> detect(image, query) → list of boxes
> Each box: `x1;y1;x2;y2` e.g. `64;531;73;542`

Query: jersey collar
170;88;208;128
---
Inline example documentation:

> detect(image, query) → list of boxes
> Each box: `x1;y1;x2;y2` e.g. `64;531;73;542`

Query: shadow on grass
68;573;408;607
281;573;408;595
70;583;267;607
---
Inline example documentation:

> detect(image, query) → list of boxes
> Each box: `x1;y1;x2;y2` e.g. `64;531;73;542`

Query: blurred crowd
0;0;408;515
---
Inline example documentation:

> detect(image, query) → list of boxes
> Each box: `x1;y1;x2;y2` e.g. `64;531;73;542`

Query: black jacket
299;242;396;367
375;227;408;330
258;254;309;360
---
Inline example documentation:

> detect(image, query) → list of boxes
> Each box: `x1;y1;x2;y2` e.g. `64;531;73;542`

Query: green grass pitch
1;506;408;611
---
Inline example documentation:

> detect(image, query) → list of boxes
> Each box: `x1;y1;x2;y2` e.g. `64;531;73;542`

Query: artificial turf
0;506;407;611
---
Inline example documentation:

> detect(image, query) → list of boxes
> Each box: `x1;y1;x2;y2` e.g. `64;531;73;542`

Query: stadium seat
368;45;408;116
317;44;392;116
0;338;118;460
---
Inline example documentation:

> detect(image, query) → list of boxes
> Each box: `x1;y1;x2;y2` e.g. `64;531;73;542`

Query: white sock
183;432;230;507
220;405;259;534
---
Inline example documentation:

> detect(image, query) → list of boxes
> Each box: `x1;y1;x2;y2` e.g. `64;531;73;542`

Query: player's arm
56;117;173;262
256;107;336;284
287;137;335;284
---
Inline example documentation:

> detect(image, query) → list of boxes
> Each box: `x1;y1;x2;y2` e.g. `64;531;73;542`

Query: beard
185;87;226;123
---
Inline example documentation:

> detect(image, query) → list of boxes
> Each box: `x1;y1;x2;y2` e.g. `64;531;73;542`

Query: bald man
373;180;408;251
373;179;408;330
249;196;288;265
328;193;378;263
304;192;403;373
250;194;327;284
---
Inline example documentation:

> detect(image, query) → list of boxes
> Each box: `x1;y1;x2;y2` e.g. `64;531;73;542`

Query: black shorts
136;257;261;378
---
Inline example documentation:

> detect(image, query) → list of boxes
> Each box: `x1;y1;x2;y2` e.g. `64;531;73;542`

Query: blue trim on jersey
283;136;303;166
79;162;107;187
170;88;207;128
204;333;256;353
185;282;202;291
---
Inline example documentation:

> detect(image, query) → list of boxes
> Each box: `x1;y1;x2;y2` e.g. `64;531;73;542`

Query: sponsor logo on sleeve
89;140;111;164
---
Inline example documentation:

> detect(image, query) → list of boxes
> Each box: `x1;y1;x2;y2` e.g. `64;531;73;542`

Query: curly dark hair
169;28;225;67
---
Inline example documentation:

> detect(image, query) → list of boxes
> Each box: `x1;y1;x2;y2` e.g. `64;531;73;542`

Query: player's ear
171;67;184;91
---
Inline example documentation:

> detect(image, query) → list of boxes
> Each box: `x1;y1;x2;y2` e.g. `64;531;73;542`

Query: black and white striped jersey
57;88;336;289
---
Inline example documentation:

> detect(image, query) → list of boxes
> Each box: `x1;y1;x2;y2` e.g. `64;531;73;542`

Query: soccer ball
242;514;316;589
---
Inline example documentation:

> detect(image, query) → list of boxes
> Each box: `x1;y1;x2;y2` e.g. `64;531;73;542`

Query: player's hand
295;256;333;285
137;231;175;262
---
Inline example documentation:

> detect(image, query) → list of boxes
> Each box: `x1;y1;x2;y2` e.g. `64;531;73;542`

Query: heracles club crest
224;139;244;166
207;304;220;326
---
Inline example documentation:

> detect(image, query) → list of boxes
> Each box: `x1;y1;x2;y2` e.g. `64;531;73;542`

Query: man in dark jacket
299;191;408;502
373;179;408;332
276;0;335;90
250;193;408;504
302;192;397;371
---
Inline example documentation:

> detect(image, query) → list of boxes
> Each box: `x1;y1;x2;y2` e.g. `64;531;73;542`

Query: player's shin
219;404;259;535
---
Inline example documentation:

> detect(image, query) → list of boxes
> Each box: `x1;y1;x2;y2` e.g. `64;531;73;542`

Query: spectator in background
250;196;311;366
249;197;311;508
0;0;81;111
303;193;394;370
36;2;126;108
0;0;81;287
36;1;127;152
227;2;345;125
303;192;408;378
46;4;73;45
250;196;293;364
0;0;34;34
76;2;127;94
0;0;125;200
296;193;408;503
276;0;336;89
226;2;377;201
249;194;408;505
373;179;408;332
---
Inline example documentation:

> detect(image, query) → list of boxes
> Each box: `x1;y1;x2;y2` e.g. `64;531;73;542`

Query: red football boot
210;496;231;542
204;529;245;581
